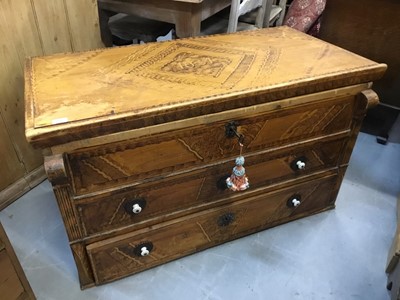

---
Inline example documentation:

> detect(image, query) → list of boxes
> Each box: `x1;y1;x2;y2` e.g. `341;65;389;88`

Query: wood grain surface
25;26;386;148
0;0;103;207
66;95;353;194
76;137;347;237
29;27;386;288
87;174;337;284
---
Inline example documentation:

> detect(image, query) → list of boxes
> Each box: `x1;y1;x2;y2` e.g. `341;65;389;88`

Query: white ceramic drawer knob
125;198;146;215
140;246;150;256
296;160;306;170
132;204;142;214
291;198;301;207
134;242;153;257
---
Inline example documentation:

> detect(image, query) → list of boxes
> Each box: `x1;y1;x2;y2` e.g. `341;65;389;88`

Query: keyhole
218;213;235;227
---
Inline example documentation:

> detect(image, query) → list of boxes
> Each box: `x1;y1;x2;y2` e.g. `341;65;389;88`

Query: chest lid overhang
25;26;386;148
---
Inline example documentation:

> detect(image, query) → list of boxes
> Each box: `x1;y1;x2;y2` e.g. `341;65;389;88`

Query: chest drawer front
87;174;337;284
76;138;346;236
68;96;354;195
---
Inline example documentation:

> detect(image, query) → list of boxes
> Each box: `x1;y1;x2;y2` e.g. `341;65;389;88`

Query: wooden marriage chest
25;27;386;288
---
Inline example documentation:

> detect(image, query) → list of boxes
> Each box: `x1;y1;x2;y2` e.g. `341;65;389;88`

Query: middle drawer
75;138;346;237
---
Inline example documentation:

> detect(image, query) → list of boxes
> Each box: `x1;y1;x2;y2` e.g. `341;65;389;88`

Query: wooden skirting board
0;166;46;211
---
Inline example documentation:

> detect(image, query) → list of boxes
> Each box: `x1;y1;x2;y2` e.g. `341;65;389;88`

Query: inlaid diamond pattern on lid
123;42;269;89
161;52;232;78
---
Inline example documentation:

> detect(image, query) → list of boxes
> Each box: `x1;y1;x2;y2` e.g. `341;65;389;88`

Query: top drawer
67;96;354;195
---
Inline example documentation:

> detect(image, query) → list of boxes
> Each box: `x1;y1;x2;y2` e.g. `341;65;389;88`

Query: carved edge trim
338;90;375;165
53;187;83;242
44;154;69;185
70;243;95;289
361;89;380;109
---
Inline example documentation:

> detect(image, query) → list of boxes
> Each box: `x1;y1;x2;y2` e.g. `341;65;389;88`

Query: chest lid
25;26;386;148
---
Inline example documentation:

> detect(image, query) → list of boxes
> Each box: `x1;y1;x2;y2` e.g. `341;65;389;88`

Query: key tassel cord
226;143;249;192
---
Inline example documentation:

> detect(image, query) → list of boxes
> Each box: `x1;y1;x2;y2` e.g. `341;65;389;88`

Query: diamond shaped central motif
161;52;232;78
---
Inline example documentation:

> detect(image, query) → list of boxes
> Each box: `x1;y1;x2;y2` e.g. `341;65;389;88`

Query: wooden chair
202;0;287;36
227;0;268;33
269;0;287;26
238;0;287;29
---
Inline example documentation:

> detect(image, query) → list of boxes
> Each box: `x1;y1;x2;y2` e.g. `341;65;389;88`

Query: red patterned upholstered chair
283;0;326;36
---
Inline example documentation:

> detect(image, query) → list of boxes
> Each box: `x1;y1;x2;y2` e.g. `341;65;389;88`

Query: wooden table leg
174;10;201;38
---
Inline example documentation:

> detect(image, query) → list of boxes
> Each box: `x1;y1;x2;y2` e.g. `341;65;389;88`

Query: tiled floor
1;119;399;300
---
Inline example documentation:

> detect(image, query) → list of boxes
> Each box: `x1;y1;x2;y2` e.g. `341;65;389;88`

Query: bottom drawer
87;174;338;284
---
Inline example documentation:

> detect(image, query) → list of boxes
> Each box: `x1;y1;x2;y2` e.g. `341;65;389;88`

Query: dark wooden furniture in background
319;0;400;143
25;27;385;288
0;223;35;299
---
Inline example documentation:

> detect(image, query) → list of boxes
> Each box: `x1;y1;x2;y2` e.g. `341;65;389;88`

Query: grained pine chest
25;27;386;288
